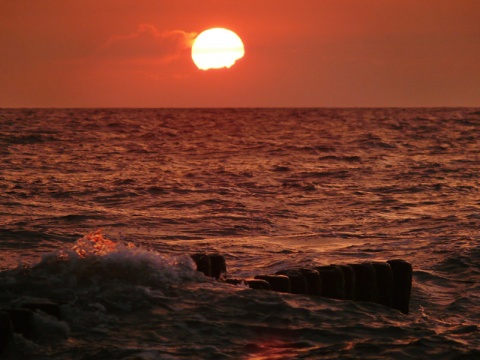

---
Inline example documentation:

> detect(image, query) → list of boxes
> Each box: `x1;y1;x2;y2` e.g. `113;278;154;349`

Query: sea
0;108;479;359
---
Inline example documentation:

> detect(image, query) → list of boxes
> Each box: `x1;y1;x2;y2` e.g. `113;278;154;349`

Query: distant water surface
0;108;479;359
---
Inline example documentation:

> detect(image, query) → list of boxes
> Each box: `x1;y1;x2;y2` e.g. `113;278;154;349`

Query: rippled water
0;108;479;359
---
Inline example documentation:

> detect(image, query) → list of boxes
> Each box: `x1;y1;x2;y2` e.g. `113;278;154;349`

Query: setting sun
191;28;245;71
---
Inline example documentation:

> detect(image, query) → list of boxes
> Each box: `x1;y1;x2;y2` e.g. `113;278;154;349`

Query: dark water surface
0;108;479;359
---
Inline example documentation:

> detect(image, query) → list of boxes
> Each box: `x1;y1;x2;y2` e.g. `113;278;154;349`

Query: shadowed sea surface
0;108;479;359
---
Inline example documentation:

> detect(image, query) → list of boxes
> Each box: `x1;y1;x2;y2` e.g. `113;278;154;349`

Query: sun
191;28;245;70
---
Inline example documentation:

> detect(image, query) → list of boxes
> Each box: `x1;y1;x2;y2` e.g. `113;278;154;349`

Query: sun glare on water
191;28;245;70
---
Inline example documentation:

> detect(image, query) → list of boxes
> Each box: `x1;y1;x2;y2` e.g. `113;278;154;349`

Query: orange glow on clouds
98;24;197;64
0;0;479;107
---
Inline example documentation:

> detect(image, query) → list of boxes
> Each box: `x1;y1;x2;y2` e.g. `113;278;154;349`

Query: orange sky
1;0;479;107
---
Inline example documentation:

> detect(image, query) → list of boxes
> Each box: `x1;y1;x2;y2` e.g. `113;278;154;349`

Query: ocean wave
0;230;478;358
2;108;480;358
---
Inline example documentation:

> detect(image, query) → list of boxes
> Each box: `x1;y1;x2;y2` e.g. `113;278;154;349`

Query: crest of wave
24;230;198;290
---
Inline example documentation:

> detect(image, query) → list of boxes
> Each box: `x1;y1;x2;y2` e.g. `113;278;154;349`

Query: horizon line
2;105;479;110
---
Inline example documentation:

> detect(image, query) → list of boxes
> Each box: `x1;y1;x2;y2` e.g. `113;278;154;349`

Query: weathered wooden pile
190;253;413;315
0;254;412;355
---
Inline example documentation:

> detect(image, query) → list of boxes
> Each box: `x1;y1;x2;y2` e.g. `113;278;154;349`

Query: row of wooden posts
191;253;413;315
0;254;412;355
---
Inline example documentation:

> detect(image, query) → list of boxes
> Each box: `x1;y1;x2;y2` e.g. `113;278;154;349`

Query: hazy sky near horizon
1;0;479;108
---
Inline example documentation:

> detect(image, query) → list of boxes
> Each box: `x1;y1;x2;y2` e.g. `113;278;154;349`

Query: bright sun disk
191;28;245;70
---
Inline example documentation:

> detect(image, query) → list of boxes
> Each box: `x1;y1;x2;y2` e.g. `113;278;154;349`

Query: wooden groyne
191;253;413;315
0;254;412;355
